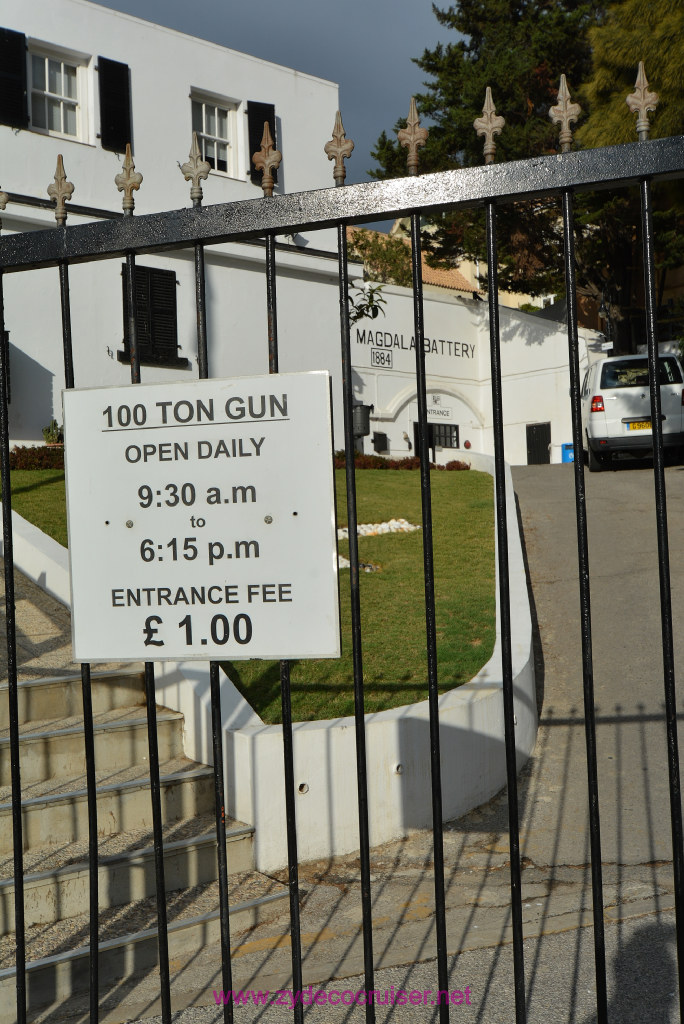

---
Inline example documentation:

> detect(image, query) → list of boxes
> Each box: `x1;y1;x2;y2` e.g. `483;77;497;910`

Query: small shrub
9;445;65;470
333;451;469;471
42;419;63;444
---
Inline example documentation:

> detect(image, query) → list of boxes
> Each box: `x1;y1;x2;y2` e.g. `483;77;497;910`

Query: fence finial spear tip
115;143;143;213
324;111;354;186
252;121;282;198
627;62;659;141
397;97;428;176
474;87;505;164
549;75;582;153
181;131;211;206
47;154;74;226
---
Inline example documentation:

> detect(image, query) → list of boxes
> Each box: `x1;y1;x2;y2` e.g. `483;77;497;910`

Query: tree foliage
574;0;684;346
578;0;684;147
371;0;602;177
370;1;605;299
347;229;413;287
370;0;684;346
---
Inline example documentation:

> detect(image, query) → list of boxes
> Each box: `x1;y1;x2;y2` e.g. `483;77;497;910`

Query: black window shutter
247;101;277;185
98;56;131;153
0;28;28;130
121;264;186;367
149;267;178;358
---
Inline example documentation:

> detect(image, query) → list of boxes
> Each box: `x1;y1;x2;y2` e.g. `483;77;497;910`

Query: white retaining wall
1;452;536;872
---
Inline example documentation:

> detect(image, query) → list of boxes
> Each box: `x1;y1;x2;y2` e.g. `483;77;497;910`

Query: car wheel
587;446;603;472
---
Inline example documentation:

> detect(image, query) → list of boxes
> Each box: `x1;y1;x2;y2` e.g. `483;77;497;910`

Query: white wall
0;0;340;211
0;0;345;443
1;240;346;444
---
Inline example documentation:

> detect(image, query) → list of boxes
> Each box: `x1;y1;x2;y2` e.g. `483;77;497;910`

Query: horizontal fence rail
0;137;683;271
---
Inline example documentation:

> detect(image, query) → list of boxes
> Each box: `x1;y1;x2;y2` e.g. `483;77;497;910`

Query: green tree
578;0;684;147
372;0;602;175
370;1;606;299
575;0;684;348
347;228;413;287
371;0;684;348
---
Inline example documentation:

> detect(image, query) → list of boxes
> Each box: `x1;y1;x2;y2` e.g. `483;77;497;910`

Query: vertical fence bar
337;221;376;1021
640;175;684;1015
265;230;304;1021
57;252;101;1024
124;225;172;1021
561;188;608;1022
81;662;99;1023
192;226;235;1023
0;267;26;1024
484;199;526;1023
408;211;449;1020
58;262;75;390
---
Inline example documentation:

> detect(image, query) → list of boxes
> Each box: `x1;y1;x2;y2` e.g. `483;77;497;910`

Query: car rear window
600;357;683;388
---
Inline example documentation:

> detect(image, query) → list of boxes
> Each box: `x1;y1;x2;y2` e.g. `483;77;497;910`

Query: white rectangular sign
63;372;340;662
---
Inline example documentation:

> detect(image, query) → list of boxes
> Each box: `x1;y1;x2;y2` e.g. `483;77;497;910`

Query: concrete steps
0;670;146;730
0;759;216;853
0;706;186;785
0;668;287;1021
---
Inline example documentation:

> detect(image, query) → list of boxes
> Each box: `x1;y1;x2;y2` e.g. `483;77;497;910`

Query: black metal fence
1;86;684;1024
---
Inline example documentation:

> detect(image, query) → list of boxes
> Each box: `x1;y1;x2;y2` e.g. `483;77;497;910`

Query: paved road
29;461;684;1023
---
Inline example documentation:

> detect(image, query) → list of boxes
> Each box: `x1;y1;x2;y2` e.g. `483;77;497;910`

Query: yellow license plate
628;420;651;430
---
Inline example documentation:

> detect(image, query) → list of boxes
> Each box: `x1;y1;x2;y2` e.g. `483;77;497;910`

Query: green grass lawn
4;470;68;547
2;467;496;724
225;468;495;723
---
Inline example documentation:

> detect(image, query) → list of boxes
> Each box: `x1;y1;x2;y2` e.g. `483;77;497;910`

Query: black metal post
264;230;304;1022
57;251;101;1024
640;176;684;1017
561;188;608;1022
58;261;74;389
125;237;172;1024
337;221;376;1021
409;211;449;1021
193;230;234;1024
484;200;526;1023
0;269;26;1024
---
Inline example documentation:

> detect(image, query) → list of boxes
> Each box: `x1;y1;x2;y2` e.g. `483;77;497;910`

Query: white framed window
29;49;86;140
191;95;238;177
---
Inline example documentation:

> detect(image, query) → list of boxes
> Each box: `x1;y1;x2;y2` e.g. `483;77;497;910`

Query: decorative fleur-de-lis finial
181;132;211;206
47;155;74;226
626;62;659;141
115;144;143;213
474;87;505;164
397;97;428;176
252;121;282;198
549;75;582;153
324;111;354;186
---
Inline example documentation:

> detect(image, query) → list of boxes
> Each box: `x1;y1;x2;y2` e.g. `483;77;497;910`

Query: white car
580;354;684;471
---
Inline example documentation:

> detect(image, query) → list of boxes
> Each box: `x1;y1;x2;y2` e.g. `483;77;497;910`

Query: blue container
561;442;574;463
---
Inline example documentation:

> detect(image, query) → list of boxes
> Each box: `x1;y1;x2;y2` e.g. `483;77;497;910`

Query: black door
526;422;551;464
414;422;435;462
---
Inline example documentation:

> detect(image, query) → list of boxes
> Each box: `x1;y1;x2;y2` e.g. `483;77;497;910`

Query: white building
0;0;601;465
355;286;603;466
